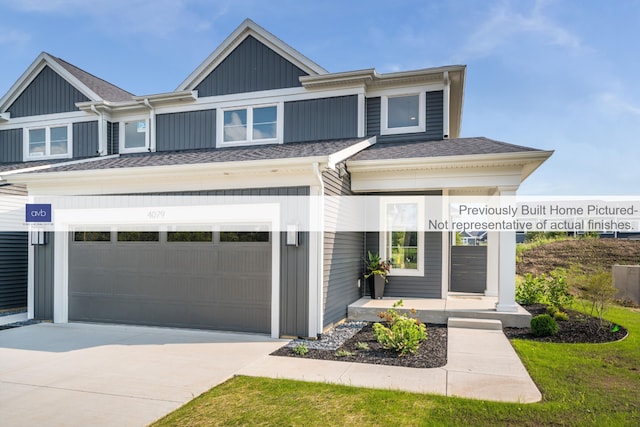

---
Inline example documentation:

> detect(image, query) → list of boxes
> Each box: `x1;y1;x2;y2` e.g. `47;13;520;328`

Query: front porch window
381;198;424;276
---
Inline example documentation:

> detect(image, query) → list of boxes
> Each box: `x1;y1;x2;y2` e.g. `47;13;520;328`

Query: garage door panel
69;233;271;334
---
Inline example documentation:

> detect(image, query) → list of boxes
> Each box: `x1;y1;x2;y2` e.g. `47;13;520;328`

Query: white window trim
380;196;425;277
23;123;73;161
119;118;150;154
216;102;283;147
380;91;426;136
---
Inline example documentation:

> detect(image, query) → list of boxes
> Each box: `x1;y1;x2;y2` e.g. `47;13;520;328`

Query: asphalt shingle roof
349;137;541;161
34;138;369;173
0;159;71;174
50;55;134;102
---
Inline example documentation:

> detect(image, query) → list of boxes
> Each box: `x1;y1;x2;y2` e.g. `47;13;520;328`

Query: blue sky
0;0;638;195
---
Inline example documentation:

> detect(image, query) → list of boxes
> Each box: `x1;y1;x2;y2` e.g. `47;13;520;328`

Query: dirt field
516;238;640;276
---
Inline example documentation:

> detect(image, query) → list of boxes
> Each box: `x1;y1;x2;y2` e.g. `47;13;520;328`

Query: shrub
355;342;369;351
373;300;427;356
530;314;559;337
335;350;354;357
292;343;309;356
553;311;569;322
570;269;617;327
545;269;573;310
516;273;546;305
546;305;559;316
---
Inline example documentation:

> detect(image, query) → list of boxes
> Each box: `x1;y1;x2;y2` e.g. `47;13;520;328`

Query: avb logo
25;204;52;223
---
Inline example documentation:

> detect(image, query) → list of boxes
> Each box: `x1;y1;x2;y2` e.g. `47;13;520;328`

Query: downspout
143;98;155;152
312;161;325;337
90;105;105;155
443;71;451;139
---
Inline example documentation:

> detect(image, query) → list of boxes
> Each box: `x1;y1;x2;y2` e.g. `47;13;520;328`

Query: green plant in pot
364;251;392;299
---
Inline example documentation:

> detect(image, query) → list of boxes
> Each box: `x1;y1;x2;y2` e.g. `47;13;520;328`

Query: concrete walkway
238;318;542;403
0;323;287;427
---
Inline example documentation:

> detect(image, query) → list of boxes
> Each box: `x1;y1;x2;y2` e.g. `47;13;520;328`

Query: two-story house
0;19;551;338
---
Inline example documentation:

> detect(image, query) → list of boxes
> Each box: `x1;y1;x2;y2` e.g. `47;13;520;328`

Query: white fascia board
132;91;198;104
350;168;524;193
176;19;327;91
347;150;554;173
327;136;376;170
0;111;98;130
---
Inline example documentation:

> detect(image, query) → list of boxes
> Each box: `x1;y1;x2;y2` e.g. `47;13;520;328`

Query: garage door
68;229;272;334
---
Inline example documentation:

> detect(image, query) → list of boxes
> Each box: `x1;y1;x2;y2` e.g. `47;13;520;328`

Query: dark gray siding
366;231;442;298
107;121;119;155
450;246;487;293
156;109;216;151
366;90;444;143
322;165;363;328
72;121;99;158
34;233;54;320
0;185;28;309
284;95;358;143
0;129;23;163
195;35;307;97
0;231;28;310
7;66;90;118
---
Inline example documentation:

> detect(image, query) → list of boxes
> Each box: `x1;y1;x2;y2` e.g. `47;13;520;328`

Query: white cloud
0;0;222;38
0;27;30;45
455;0;583;60
598;92;640;117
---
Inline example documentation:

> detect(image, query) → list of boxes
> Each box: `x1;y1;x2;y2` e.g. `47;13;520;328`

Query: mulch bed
272;323;448;368
504;303;628;343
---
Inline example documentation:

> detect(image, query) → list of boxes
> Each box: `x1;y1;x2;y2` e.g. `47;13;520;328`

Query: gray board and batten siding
64;186;310;337
6;66;89;118
195;35;308;97
450;246;487;293
0;185;28;310
322;165;363;329
33;233;54;320
72;121;99;158
153;96;359;152
366;90;444;143
107;121;119;155
0;129;23;163
156;110;216;152
284;96;358;143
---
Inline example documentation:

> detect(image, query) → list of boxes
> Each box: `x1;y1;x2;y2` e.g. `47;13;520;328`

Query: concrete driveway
0;322;286;427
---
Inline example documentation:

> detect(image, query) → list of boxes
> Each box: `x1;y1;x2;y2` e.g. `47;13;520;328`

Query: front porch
347;294;531;328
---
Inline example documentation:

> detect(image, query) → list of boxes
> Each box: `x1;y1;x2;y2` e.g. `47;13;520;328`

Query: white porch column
441;189;450;298
485;231;499;297
495;187;518;312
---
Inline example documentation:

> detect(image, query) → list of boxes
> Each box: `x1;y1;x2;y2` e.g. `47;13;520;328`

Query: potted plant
364;251;392;299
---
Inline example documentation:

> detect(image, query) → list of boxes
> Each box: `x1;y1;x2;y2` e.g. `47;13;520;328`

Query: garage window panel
117;231;160;242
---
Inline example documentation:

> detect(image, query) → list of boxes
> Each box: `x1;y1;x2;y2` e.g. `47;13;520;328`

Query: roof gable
194;35;308;96
5;65;90;118
177;18;327;92
0;52;133;115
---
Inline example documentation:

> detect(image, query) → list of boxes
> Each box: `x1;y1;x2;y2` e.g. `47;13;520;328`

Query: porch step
448;317;503;330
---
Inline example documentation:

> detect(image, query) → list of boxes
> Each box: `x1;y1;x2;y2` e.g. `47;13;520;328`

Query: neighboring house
0;19;552;338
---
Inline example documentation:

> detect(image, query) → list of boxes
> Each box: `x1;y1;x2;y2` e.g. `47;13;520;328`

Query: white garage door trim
52;203;281;338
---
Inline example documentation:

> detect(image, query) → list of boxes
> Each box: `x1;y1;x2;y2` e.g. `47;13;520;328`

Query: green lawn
151;305;640;427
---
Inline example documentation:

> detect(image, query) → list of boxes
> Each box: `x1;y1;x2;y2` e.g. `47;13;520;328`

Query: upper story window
217;103;282;147
380;91;426;135
24;124;72;160
120;119;149;153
